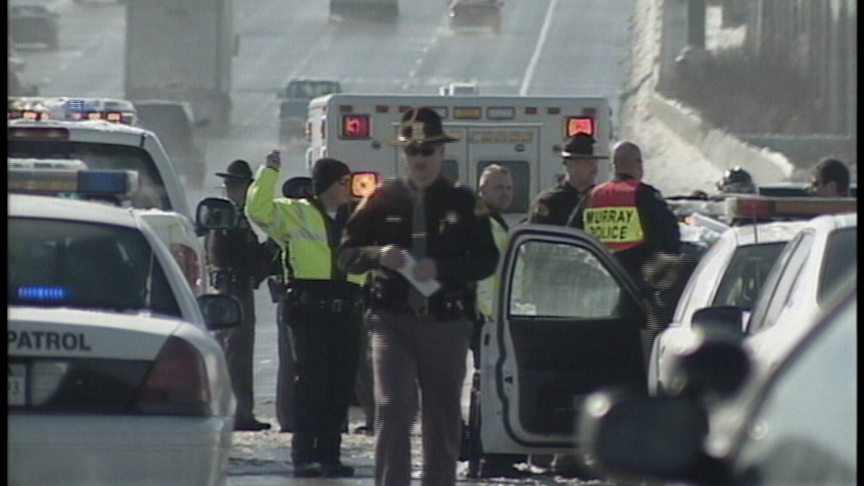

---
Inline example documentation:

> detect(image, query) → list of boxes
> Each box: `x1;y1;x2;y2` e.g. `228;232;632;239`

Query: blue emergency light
8;168;139;197
17;286;68;302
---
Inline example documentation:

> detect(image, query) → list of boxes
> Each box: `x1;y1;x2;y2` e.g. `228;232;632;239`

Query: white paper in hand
397;250;441;297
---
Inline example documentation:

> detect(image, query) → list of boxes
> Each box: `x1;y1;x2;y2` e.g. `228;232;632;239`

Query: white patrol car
7;113;208;294
8;193;241;486
650;196;857;396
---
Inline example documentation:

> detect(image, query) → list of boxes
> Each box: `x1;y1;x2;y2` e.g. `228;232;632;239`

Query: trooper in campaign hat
388;106;460;146
216;159;254;182
207;157;275;432
527;132;607;225
560;132;610;159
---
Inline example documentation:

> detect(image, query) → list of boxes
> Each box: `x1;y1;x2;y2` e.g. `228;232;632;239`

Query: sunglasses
403;145;437;157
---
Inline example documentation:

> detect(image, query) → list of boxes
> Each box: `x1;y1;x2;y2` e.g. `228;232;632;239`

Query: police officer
247;154;366;478
527;132;606;225
272;176;314;434
464;164;531;478
338;107;499;486
205;159;274;432
716;166;757;194
568;140;680;286
809;157;851;197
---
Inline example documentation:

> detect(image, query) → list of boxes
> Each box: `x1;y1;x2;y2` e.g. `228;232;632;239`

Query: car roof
725;220;811;246
8;118;152;139
9;193;141;229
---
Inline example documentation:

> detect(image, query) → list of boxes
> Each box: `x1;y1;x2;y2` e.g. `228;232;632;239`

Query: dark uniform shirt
338;176;499;306
205;213;273;285
527;180;593;226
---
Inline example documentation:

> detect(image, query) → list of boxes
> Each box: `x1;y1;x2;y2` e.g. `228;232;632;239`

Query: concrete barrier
648;94;795;183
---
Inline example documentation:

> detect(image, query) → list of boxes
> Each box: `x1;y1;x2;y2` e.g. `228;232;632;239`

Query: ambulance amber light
8;126;71;141
350;171;381;198
566;116;595;137
453;107;482;119
340;114;370;139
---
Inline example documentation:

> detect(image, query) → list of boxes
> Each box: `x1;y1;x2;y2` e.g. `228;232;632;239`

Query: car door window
819;227;857;304
733;297;856;485
747;231;814;335
509;240;622;318
712;242;787;311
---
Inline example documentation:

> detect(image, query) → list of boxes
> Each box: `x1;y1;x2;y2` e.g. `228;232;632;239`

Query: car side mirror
692;305;745;336
667;324;751;399
196;197;239;231
197;294;242;331
578;387;724;484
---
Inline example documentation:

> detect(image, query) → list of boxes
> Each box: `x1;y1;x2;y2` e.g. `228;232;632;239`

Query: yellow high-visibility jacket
245;166;365;286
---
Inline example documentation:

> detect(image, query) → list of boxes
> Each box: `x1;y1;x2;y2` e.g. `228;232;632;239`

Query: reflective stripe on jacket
583;179;646;252
246;166;365;286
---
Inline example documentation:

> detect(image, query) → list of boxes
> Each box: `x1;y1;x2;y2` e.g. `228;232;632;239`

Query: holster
367;282;469;321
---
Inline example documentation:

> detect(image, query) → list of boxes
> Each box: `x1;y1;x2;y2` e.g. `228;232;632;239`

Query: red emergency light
340;114;370;139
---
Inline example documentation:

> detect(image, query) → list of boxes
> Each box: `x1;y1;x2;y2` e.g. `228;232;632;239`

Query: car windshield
8;217;182;318
712;242;787;310
8;140;173;211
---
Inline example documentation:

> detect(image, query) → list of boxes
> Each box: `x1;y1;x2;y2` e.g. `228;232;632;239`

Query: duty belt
285;288;361;314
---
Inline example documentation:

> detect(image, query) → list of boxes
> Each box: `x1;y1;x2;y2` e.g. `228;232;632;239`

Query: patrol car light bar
8;126;71;141
8;168;139;197
727;196;858;219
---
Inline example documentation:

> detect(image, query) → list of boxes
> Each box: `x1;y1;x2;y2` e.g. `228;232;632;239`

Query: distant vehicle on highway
134;99;209;189
8;192;241;486
10;4;60;49
277;79;341;146
439;81;479;96
449;0;503;35
330;0;398;21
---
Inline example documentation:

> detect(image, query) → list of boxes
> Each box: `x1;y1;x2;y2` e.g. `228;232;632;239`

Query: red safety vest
583;179;646;252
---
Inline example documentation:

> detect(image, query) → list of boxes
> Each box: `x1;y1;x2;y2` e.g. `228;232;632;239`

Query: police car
8;191;241;486
8;102;207;294
650;196;857;395
578;276;856;485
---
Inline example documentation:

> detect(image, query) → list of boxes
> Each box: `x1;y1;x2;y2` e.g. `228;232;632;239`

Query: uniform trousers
287;299;363;465
369;309;473;486
214;278;257;421
275;296;296;432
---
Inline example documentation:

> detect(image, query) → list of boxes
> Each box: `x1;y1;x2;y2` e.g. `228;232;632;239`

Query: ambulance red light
547;107;561;115
339;105;354;113
340;115;371;139
524;107;538;115
566;116;595;137
375;105;390;113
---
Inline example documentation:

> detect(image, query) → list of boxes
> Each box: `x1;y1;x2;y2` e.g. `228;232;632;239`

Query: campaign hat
388;107;460;146
560;133;609;159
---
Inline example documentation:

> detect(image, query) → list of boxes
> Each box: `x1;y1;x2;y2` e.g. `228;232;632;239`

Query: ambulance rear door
480;224;651;454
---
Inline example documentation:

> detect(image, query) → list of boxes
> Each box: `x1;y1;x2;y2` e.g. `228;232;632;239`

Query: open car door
479;224;651;454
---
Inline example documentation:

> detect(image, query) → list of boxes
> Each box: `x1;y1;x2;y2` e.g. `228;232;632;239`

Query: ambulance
305;93;614;225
